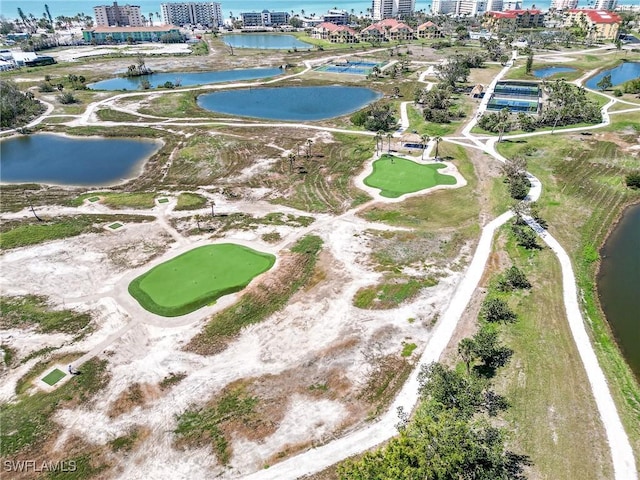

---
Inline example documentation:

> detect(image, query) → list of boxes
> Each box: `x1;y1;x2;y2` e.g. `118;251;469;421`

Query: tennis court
487;98;539;113
494;81;540;98
315;60;383;76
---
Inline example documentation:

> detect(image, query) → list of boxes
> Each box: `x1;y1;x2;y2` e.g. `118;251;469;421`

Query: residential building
564;9;622;41
312;22;359;43
240;10;290;27
594;0;617;10
483;9;545;31
322;9;349;25
550;0;578;10
361;18;414;41
458;0;488;16
371;0;416;20
93;2;143;27
416;21;444;38
503;0;523;10
82;25;182;42
160;2;222;27
432;0;488;15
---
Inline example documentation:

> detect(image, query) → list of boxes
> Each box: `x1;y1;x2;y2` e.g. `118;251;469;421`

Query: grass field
129;244;276;317
41;368;66;386
496;131;640;463
364;155;457;198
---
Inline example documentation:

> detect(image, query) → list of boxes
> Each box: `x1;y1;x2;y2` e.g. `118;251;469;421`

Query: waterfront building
594;0;617;10
550;0;578;10
431;0;459;14
93;2;143;27
371;0;416;20
240;10;290;27
361;18;414;41
458;0;488;16
160;2;222;27
322;9;349;25
431;0;488;15
82;25;181;42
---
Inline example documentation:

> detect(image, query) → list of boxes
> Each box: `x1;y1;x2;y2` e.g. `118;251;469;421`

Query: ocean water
0;0;552;22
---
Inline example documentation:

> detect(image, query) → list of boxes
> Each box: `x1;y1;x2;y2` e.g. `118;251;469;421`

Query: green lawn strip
41;368;67;386
157;197;170;204
0;214;154;250
364;155;456;198
108;222;123;229
175;192;208;211
87;196;100;202
129;244;276;317
0;295;91;334
1;359;109;456
186;235;322;355
496;133;640;462
490;228;614;479
68;192;155;209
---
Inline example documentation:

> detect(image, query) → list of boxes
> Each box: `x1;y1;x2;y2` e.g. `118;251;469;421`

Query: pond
585;61;640;89
222;33;311;50
0;133;161;186
532;66;576;78
597;203;640;382
197;86;381;121
88;67;283;91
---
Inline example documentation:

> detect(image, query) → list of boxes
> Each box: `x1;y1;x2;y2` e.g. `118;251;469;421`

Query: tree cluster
501;156;530;200
0;80;45;129
625;172;640;189
540;80;601;128
414;84;464;123
497;266;531;292
350;102;397;132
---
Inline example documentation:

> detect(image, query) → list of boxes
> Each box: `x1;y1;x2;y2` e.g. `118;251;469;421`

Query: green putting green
364;155;457;198
157;198;169;203
108;222;123;229
42;368;66;386
129;243;276;317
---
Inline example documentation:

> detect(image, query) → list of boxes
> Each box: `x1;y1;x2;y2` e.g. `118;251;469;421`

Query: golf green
42;368;66;386
364;155;457;198
128;243;276;317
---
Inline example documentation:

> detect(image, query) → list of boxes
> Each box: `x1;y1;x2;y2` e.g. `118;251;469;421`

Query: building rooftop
87;25;180;33
567;9;622;23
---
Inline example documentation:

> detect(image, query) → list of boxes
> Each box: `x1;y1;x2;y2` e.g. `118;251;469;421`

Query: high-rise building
431;0;458;14
93;2;143;27
371;0;416;20
458;0;488;15
161;2;222;27
594;0;617;10
550;0;578;10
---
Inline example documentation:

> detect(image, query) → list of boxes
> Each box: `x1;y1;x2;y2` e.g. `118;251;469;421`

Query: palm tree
288;153;296;172
306;139;313;159
386;133;393;153
458;338;475;375
420;134;430;160
374;132;382;154
433;136;442;159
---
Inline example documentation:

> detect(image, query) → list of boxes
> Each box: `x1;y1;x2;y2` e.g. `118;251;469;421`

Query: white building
93;2;143;27
240;10;290;27
550;0;578;10
431;0;459;14
161;2;222;27
323;9;349;25
489;0;523;10
432;0;487;15
594;0;617;10
371;0;416;20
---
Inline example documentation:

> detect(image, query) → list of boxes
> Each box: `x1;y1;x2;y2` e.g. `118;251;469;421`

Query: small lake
597;203;640;382
585;61;640;89
0;134;161;186
197;86;381;121
222;34;311;50
532;66;576;78
88;67;283;91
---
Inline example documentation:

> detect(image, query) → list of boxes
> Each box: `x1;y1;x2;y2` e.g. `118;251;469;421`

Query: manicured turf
87;196;100;202
128;243;276;317
157;198;169;204
364;155;457;198
42;369;66;386
108;222;123;229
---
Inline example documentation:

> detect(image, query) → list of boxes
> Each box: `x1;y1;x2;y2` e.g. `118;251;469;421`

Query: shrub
57;92;78;104
38;82;54;92
480;297;517;323
625;172;640;189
